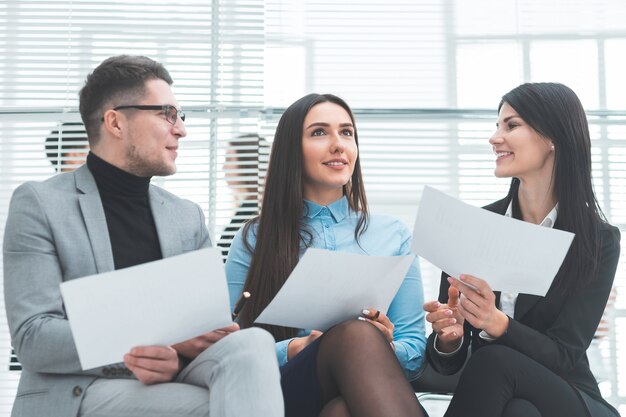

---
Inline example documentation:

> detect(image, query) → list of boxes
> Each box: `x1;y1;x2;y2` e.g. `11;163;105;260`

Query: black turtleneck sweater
87;152;163;270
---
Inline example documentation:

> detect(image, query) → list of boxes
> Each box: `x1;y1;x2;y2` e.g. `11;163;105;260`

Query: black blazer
426;194;621;414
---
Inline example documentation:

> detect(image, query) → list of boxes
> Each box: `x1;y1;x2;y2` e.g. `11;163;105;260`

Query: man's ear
101;109;124;140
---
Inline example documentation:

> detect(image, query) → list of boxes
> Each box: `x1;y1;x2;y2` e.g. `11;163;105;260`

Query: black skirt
280;337;323;417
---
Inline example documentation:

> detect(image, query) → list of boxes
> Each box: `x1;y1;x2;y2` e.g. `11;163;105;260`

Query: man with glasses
3;55;283;417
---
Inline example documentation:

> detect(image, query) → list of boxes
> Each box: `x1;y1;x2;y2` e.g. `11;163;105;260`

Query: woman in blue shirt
226;93;427;417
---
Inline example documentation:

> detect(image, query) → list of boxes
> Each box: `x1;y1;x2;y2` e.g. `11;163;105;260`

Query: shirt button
324;224;329;228
72;386;83;397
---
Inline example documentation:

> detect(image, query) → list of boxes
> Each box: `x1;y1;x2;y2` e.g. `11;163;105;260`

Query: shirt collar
303;196;349;223
505;200;559;228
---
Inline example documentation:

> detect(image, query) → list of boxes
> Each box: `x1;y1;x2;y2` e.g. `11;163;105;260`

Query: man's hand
124;345;180;385
172;323;240;360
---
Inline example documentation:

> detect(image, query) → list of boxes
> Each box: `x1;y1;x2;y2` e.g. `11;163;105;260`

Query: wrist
287;338;298;360
435;335;463;353
486;311;509;338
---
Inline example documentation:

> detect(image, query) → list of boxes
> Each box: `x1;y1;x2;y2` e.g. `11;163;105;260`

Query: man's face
121;78;187;177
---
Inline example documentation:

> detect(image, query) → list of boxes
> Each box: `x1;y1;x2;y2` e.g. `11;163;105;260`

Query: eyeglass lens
166;106;185;124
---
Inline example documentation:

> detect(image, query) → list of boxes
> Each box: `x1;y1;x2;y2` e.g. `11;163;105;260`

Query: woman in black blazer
423;83;621;417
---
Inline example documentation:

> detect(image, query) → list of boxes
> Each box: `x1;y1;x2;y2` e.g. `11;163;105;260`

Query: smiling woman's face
301;101;358;204
489;102;555;182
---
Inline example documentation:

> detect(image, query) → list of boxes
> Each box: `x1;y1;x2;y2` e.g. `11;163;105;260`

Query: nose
173;116;187;138
489;130;503;146
329;131;344;153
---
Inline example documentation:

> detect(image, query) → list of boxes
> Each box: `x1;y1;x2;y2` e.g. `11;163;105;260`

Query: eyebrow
496;115;520;127
305;122;354;129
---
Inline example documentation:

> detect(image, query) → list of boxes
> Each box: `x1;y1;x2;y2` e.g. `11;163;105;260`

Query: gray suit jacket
3;164;211;417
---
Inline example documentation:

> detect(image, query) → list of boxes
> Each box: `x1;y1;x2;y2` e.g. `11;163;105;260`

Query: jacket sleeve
497;226;620;375
3;183;132;377
4;182;85;373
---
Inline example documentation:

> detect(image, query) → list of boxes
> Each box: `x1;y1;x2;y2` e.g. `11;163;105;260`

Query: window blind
0;0;625;415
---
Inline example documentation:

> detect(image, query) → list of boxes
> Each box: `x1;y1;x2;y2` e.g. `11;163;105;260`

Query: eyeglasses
111;105;185;125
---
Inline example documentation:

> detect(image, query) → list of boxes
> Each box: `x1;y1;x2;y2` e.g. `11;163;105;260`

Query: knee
464;345;518;379
502;398;541;417
220;327;276;357
326;319;384;344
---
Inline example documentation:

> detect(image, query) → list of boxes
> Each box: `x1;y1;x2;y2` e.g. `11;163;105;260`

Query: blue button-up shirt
225;196;426;380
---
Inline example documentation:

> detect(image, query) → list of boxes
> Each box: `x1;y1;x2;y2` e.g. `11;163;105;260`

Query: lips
322;158;348;166
494;150;513;159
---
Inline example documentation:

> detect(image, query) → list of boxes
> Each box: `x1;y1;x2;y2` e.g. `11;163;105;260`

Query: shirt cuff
479;330;497;342
275;338;292;367
433;334;464;357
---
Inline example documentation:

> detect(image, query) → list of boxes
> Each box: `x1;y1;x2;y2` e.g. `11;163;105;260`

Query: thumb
448;286;460;307
309;330;323;339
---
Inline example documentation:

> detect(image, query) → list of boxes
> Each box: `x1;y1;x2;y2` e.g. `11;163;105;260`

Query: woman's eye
342;129;354;136
508;123;518;130
311;129;326;136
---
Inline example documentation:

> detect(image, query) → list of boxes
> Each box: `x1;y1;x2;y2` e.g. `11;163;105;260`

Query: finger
458;295;480;320
129;345;176;360
125;362;171;385
217;323;240;332
448;286;460;307
425;308;454;324
198;332;229;344
422;300;441;312
372;310;393;329
447;276;480;296
438;327;463;343
459;274;491;293
309;330;323;338
361;308;381;320
431;318;458;334
359;317;393;342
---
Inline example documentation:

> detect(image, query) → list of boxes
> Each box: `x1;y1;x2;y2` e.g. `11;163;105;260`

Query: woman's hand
423;285;464;353
448;274;509;338
360;308;394;347
287;330;323;360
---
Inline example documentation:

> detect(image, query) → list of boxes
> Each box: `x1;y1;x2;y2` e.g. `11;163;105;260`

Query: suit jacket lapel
514;293;540;320
149;188;183;258
75;165;115;273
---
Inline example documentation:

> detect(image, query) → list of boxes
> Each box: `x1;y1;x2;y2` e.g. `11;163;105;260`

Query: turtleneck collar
87;152;151;196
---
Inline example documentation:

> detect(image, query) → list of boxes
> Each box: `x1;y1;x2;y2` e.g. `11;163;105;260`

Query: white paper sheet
60;247;233;370
255;248;415;331
412;186;574;296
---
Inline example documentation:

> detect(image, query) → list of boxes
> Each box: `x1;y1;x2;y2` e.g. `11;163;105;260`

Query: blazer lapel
149;188;183;258
514;293;541;320
75;165;115;273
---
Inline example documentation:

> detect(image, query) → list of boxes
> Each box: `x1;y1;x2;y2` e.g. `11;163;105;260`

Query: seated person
226;93;428;417
4;54;283;417
423;82;621;417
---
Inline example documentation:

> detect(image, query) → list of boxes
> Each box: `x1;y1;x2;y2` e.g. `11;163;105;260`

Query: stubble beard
125;143;176;177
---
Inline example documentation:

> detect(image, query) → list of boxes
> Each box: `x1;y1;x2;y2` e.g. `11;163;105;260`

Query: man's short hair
78;55;173;144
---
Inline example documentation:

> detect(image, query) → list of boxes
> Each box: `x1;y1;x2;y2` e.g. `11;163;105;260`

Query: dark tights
445;345;595;417
316;320;425;417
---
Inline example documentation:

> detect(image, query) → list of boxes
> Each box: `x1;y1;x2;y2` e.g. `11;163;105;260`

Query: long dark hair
238;93;369;340
500;82;604;293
